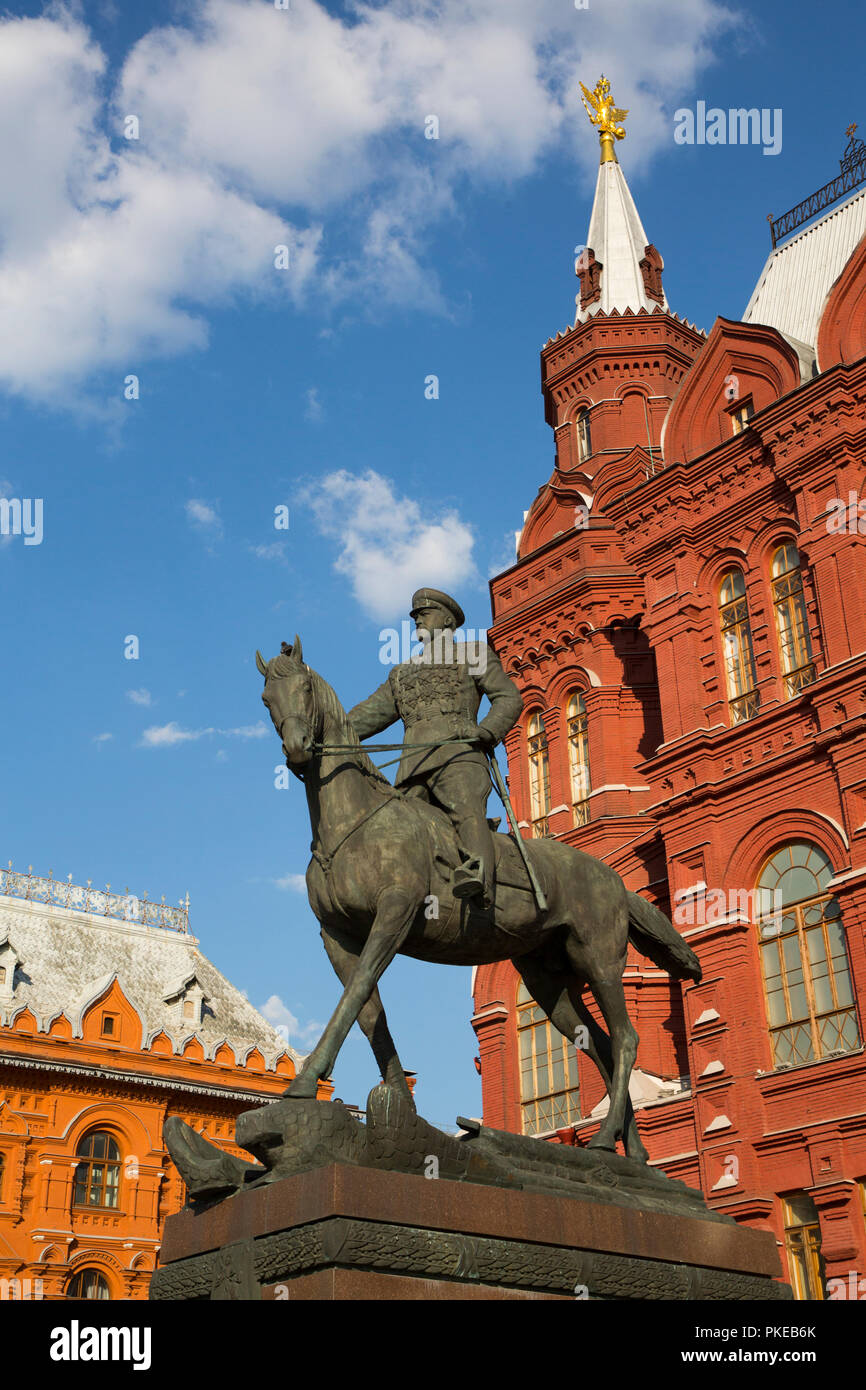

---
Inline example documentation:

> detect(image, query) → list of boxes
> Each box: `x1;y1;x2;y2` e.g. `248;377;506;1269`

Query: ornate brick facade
0;872;329;1301
473;156;866;1298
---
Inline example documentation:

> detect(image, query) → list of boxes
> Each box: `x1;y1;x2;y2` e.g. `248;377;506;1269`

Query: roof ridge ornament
580;75;628;165
767;119;866;247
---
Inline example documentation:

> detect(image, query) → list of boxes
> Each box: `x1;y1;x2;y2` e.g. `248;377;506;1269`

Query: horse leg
581;971;639;1155
286;886;420;1099
515;955;647;1162
290;921;414;1106
570;992;647;1163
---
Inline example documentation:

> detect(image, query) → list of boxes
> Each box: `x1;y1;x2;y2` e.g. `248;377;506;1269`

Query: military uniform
347;590;523;907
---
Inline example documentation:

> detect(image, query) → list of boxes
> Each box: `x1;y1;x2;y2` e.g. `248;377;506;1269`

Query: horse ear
293;633;303;665
255;650;268;677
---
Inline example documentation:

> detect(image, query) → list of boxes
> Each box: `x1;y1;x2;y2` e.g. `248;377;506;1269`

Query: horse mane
310;666;398;795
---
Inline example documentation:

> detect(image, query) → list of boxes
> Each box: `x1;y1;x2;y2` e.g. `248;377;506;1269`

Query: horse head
256;634;319;766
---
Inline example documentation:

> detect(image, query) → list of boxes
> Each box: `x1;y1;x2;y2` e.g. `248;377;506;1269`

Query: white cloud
0;0;738;400
488;531;520;579
92;731;114;744
301;468;477;620
140;719;269;747
185;498;222;534
126;687;152;706
274;873;308;893
304;386;323;422
141;722;200;747
259;992;322;1047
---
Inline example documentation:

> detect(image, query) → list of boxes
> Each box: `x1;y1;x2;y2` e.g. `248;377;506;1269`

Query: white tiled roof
0;895;302;1069
577;158;668;323
743;187;866;350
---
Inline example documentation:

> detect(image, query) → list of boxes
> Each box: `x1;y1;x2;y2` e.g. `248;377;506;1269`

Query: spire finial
580;75;629;164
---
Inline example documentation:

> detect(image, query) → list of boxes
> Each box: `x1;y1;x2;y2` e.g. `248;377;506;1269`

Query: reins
306;735;494;877
313;734;477;773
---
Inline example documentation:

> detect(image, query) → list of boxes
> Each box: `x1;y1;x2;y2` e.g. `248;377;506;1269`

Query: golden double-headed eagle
580;75;628;162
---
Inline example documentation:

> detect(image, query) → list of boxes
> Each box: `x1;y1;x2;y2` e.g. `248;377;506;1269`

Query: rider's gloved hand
475;727;497;749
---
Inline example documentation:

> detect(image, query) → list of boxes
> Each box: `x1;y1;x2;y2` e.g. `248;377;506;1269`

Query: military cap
410;588;465;627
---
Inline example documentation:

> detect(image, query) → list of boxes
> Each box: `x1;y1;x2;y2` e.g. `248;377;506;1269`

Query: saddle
402;797;536;921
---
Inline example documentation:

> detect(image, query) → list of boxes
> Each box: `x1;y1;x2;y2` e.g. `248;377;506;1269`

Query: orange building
0;864;326;1301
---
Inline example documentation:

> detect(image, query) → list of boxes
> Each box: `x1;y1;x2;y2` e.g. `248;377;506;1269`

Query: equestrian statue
248;588;700;1164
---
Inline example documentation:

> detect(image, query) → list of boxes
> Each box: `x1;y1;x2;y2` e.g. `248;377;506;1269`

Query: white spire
576;158;668;324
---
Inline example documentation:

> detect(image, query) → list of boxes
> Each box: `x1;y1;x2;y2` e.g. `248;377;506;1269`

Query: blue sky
1;0;864;1128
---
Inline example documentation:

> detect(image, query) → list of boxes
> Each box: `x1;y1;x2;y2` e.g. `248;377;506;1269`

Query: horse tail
626;891;702;982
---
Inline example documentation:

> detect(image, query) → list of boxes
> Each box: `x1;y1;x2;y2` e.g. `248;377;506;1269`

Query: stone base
151;1162;791;1301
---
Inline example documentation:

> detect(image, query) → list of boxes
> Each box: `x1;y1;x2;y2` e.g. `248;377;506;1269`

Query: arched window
566;693;592;827
576;409;592;463
527;713;551;838
718;568;760;723
72;1131;121;1210
66;1268;111;1301
771;542;815;698
756;843;859;1068
517;980;580;1136
782;1194;826;1300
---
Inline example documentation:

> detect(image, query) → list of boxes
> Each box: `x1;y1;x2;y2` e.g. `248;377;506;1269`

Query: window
0;1152;5;1202
771;542;815;698
718;568;760;723
100;1013;117;1038
527;713;551;837
66;1269;111;1301
0;967;5;985
567;694;592;827
183;999;195;1020
757;843;859;1068
782;1195;826;1300
576;410;592;463
517;980;580;1136
730;399;754;434
72;1131;121;1210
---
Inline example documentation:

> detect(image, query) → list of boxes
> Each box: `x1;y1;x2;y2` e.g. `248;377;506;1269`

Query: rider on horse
347;588;523;910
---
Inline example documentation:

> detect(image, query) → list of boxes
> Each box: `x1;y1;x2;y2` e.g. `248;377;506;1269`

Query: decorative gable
816;230;866;371
577;247;603;311
519;479;594;558
661;316;802;464
163;971;210;1031
639;244;665;305
0;931;23;1002
79;976;144;1049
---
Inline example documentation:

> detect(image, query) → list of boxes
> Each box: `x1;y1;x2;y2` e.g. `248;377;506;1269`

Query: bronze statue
251;632;701;1162
347;589;522;909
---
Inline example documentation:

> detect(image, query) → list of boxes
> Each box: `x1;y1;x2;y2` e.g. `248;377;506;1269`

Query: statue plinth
152;1095;790;1302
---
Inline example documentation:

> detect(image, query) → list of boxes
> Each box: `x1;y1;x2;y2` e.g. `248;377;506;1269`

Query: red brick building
473;112;866;1300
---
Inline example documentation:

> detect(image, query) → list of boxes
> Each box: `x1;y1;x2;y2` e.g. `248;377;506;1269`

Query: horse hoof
281;1082;317;1100
587;1135;617;1153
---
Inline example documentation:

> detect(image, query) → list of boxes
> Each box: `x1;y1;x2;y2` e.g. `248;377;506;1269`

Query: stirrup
452;858;485;900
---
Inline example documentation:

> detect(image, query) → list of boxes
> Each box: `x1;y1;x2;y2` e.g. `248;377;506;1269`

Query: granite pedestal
151;1158;790;1301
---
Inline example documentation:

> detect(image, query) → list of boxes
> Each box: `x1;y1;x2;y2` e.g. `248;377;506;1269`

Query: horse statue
256;636;701;1162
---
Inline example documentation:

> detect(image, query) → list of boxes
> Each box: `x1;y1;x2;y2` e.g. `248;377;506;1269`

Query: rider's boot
452;856;494;911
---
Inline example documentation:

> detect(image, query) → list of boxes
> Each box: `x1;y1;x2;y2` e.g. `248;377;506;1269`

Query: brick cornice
0;1051;278;1104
